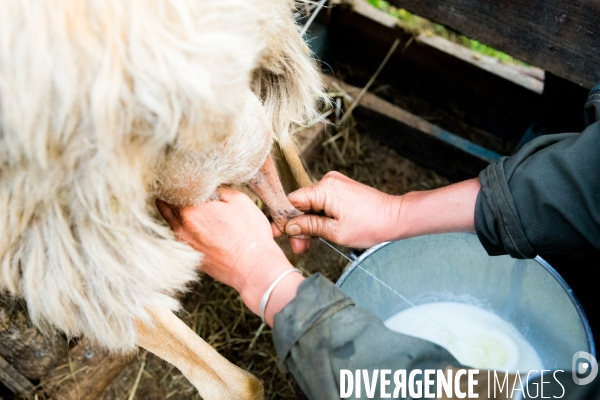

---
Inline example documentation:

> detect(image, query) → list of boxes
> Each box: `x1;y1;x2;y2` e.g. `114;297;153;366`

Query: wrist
379;193;408;242
262;270;304;326
237;246;295;315
388;190;431;240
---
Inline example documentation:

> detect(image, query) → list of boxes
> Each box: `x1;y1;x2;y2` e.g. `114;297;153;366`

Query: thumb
156;199;181;229
285;214;335;240
215;185;238;202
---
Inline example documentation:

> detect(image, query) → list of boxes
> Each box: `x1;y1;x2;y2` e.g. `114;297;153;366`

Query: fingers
285;214;335;241
215;186;242;202
288;171;348;213
156;199;181;229
271;221;283;238
217;186;264;212
288;184;325;213
289;237;311;254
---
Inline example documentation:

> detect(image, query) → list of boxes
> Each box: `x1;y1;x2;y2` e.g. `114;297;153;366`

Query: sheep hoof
234;371;264;400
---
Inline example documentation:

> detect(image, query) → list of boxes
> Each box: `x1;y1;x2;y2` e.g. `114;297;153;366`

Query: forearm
385;178;481;241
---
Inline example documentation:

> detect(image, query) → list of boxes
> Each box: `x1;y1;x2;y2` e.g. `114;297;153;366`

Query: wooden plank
0;302;68;381
324;75;502;181
326;1;544;147
385;0;600;88
353;0;545;94
416;34;544;95
0;354;34;395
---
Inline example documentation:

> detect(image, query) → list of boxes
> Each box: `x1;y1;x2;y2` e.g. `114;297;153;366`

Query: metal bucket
336;233;595;370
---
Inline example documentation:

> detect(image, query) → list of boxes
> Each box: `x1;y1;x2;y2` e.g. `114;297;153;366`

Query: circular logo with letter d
573;351;598;385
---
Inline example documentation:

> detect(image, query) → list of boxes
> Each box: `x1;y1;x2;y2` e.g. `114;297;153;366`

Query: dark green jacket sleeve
272;274;459;400
475;87;600;258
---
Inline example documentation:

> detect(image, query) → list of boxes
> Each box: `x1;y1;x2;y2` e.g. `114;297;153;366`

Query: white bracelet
259;268;303;323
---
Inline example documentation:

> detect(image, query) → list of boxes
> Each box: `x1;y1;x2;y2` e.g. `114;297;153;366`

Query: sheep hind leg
135;307;263;400
278;137;313;189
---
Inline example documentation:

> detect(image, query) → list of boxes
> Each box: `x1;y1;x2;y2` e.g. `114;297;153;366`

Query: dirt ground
93;127;451;400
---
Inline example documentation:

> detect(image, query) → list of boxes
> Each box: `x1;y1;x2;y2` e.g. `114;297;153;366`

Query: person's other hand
276;172;403;252
273;174;481;255
156;187;301;319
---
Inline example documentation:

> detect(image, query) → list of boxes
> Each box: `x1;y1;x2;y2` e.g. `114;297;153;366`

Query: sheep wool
0;0;326;353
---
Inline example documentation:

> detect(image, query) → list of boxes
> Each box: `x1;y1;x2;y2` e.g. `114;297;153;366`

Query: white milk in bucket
385;302;544;373
337;235;594;371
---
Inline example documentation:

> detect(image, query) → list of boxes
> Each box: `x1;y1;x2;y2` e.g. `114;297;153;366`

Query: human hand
156;187;303;322
274;172;403;252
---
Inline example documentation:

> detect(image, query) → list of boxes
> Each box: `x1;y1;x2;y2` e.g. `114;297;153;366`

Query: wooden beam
351;0;545;94
385;0;600;88
326;0;544;146
0;309;68;382
415;34;543;95
0;354;34;395
324;75;501;181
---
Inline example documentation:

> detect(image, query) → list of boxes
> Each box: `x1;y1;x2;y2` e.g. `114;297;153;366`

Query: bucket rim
335;233;596;358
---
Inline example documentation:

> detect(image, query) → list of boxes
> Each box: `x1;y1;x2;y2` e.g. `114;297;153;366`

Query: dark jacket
476;85;600;258
272;88;600;399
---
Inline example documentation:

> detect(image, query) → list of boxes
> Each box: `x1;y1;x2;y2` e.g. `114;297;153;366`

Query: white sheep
0;0;326;398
